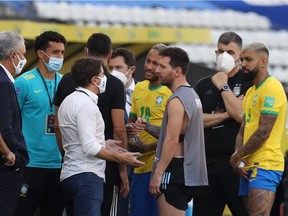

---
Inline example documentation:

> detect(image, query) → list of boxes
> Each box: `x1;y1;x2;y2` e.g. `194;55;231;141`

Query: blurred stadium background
1;0;288;88
1;1;287;215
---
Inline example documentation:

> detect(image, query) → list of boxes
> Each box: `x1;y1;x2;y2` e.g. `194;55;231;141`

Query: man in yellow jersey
127;44;172;216
230;42;287;215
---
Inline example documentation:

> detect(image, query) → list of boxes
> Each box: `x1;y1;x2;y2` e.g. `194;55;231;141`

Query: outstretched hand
118;152;145;167
105;139;127;153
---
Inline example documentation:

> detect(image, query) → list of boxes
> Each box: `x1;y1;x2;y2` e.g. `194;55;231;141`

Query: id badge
45;114;55;134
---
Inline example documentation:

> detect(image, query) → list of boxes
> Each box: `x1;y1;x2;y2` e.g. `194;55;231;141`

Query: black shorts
160;158;199;211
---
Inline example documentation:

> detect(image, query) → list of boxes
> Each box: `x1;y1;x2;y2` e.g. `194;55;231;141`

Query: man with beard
127;44;172;216
230;42;287;215
149;47;208;216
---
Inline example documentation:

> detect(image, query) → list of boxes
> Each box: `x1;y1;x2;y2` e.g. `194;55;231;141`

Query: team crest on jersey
253;94;258;106
15;86;20;95
264;96;275;108
233;86;241;97
20;183;28;197
155;96;164;105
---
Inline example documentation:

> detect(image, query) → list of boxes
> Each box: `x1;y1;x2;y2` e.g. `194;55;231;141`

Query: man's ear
90;75;98;85
174;67;182;76
36;49;45;59
260;56;268;70
9;51;17;61
129;66;136;74
107;50;112;60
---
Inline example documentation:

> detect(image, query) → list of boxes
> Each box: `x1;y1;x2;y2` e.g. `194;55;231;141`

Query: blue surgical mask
42;51;63;73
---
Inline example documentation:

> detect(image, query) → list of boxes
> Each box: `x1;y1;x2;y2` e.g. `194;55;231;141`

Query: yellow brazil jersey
130;80;172;173
243;75;287;171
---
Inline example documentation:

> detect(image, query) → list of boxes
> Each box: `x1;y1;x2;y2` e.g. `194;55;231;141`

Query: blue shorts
239;167;282;196
130;172;159;216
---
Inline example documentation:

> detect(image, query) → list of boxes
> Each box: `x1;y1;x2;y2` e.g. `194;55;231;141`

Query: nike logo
34;90;43;94
135;98;141;101
249;178;256;182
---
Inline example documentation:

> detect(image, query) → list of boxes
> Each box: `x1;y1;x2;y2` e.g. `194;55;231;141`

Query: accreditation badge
45;114;55;134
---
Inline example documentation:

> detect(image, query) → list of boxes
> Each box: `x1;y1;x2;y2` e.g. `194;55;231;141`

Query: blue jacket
0;66;29;170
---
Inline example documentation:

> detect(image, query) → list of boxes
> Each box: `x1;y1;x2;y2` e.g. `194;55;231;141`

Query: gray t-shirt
153;86;208;186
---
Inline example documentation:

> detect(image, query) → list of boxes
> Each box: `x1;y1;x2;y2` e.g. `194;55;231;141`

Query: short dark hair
72;57;103;88
34;31;66;53
159;47;190;75
218;32;242;49
86;33;111;58
111;47;136;68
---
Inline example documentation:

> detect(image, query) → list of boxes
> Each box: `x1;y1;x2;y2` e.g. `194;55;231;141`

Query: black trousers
0;169;23;216
16;167;64;216
101;162;121;216
193;160;249;216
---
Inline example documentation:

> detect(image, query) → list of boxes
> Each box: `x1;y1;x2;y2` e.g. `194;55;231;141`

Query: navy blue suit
0;65;29;216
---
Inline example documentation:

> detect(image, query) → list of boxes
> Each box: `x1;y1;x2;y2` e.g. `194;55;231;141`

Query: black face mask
243;67;259;81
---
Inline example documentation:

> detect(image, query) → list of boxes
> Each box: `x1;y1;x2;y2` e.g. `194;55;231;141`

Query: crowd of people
0;29;287;216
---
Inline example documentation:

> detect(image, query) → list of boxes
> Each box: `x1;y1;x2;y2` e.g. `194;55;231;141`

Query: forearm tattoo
238;114;277;158
145;122;161;139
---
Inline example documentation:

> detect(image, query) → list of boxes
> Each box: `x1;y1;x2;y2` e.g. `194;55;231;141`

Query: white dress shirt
125;79;135;114
0;63;15;83
58;87;106;181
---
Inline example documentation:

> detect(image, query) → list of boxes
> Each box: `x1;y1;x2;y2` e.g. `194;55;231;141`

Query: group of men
0;29;287;216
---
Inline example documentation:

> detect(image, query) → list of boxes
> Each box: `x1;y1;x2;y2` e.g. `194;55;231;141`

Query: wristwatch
219;84;230;93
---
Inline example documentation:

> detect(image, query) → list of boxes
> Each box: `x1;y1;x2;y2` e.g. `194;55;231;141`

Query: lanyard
76;89;89;97
37;69;57;113
76;89;95;103
76;89;98;105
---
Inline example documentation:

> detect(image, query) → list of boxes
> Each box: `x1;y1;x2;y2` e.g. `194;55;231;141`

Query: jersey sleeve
259;86;283;116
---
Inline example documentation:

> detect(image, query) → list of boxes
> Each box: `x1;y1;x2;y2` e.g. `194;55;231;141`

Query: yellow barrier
0;20;212;44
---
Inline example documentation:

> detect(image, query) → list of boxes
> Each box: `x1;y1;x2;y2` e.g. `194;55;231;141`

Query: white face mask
96;75;107;94
110;69;129;85
216;52;238;74
13;53;27;75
